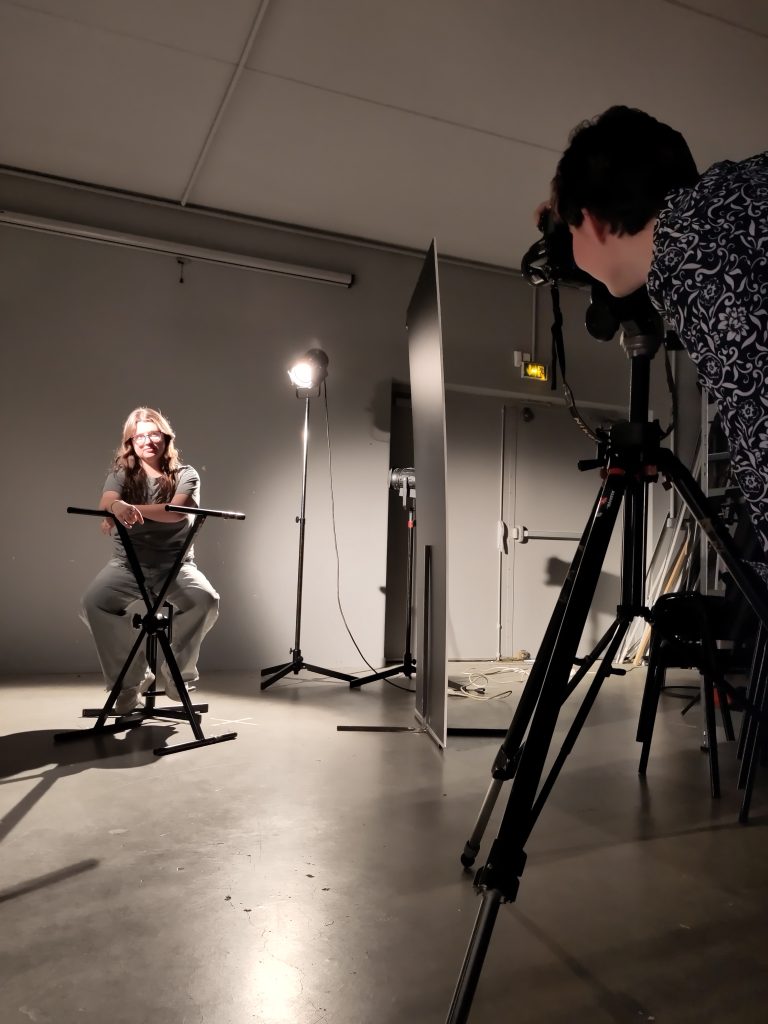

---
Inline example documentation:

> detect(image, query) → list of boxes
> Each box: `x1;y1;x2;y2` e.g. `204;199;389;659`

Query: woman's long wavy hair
113;407;182;504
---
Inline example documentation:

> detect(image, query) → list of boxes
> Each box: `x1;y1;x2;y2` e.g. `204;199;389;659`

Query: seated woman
80;407;219;714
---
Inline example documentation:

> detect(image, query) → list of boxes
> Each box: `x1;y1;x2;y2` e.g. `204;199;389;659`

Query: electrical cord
448;666;529;702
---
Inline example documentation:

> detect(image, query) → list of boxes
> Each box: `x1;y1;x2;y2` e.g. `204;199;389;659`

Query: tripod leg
445;889;503;1024
461;779;505;868
261;661;292;676
461;616;626;868
458;488;607;866
530;618;630;826
261;662;300;690
448;473;626;1024
302;662;355;683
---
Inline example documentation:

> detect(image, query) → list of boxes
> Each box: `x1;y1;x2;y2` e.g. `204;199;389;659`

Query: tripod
261;392;355;690
352;469;416;688
446;336;768;1023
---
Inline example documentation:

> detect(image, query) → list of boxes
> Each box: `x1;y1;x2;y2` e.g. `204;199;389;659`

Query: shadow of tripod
445;332;768;1023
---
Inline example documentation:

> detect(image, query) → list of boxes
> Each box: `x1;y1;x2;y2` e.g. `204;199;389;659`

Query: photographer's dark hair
552;106;699;235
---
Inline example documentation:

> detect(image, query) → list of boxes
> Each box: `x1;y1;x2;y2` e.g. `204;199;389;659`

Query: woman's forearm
132;503;189;523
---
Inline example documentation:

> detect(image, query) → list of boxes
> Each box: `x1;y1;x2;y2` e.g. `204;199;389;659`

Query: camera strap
547;283;599;443
549;283;566;392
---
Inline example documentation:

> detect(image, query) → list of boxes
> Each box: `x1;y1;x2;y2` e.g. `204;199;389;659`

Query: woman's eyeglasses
132;431;164;445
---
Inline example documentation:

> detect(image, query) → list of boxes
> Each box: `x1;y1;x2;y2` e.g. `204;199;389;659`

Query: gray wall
0;172;679;675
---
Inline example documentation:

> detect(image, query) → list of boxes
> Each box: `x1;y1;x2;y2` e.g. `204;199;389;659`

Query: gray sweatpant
80;558;219;689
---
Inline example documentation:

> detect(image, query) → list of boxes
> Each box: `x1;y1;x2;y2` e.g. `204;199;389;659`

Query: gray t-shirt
104;465;200;570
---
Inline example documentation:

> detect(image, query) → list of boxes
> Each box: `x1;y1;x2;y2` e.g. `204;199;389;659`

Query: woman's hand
110;499;144;528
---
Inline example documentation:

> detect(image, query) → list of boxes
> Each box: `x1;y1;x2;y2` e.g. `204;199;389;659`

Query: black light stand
352;468;417;688
261;349;355;690
445;329;768;1023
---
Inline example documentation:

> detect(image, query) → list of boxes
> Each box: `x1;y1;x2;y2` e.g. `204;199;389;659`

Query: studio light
287;348;329;391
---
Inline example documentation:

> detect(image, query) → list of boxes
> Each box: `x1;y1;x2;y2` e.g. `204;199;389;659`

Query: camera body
521;210;673;347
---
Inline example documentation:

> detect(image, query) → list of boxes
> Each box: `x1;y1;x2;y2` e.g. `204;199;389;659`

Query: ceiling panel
188;72;554;266
664;0;768;36
0;3;233;196
0;0;765;266
5;0;260;62
245;0;768;162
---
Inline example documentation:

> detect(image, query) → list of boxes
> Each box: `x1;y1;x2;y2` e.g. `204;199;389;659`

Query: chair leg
638;640;664;776
738;629;768;822
701;669;721;798
738;627;766;763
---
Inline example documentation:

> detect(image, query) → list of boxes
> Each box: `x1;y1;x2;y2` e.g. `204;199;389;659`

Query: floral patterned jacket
647;152;768;564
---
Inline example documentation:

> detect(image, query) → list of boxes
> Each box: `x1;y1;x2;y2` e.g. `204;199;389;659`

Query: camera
522;209;675;348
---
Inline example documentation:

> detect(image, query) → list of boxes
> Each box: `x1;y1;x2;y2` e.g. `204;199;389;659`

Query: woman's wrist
110;499;122;513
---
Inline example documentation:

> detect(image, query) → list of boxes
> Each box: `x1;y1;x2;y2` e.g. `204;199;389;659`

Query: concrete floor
1;664;768;1024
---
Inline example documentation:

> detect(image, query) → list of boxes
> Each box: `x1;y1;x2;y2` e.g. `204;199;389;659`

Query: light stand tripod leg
302;662;356;683
261;654;355;690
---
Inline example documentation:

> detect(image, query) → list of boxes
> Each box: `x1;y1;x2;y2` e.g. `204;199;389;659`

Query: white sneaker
114;683;144;715
112;667;156;714
161;669;183;702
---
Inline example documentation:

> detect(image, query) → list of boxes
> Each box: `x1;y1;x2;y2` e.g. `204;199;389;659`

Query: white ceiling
1;0;766;267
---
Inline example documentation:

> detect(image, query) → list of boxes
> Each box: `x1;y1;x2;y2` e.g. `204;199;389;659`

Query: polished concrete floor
1;664;768;1024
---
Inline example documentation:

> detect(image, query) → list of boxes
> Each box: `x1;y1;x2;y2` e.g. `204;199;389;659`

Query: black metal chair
636;590;737;797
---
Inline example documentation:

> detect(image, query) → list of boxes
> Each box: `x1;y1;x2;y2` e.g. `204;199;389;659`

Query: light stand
352;468;417;688
261;349;355;690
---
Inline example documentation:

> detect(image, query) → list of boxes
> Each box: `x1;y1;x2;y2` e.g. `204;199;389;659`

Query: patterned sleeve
648;153;768;560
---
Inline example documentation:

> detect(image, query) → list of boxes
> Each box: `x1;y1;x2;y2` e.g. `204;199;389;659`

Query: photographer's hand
533;201;551;226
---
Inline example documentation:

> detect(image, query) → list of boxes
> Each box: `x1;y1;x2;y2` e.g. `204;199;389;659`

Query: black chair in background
636;590;737;797
637;494;765;802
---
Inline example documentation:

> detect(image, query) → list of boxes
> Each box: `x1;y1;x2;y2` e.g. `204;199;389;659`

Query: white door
502;403;623;659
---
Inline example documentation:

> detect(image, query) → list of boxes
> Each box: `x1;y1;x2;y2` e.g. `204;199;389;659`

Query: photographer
546;105;768;576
